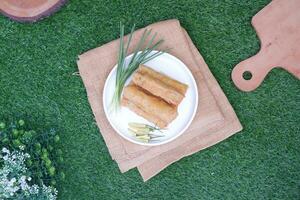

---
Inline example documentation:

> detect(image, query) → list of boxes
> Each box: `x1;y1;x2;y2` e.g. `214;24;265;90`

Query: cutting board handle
232;49;300;92
232;50;276;92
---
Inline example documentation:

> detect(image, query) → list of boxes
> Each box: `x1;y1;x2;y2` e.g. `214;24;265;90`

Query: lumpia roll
122;85;177;127
138;65;188;95
132;65;188;106
121;98;167;128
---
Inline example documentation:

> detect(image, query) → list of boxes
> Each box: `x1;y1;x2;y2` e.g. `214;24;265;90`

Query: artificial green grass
0;0;299;199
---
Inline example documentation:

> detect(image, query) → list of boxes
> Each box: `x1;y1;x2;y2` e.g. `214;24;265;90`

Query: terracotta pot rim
0;0;68;22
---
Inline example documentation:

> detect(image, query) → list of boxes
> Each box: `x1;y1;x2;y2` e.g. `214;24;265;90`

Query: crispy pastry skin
122;85;177;128
132;65;188;106
138;65;188;94
121;98;167;128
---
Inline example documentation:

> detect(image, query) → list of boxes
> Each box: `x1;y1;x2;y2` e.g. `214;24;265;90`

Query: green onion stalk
111;22;166;111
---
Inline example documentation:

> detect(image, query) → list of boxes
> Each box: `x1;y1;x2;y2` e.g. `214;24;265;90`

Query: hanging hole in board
242;71;252;80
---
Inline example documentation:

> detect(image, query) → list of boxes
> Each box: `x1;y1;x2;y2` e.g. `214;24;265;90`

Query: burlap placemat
77;19;242;181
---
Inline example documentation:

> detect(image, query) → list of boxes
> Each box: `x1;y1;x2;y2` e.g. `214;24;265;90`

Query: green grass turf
0;0;299;199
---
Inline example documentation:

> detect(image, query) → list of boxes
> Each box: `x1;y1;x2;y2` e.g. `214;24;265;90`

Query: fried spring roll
122;85;177;128
132;65;188;105
122;98;167;128
138;65;188;94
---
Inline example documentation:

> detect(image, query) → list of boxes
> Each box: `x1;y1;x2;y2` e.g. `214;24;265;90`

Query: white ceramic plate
103;51;198;146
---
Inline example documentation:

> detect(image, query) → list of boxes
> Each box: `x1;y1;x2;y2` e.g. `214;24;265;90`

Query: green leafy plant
111;23;167;110
0;148;58;199
0;119;65;197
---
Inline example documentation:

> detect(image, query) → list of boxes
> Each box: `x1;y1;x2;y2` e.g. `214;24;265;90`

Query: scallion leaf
110;23;166;111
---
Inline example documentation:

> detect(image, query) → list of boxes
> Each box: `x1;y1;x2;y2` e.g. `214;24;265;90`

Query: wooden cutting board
0;0;67;22
232;0;300;92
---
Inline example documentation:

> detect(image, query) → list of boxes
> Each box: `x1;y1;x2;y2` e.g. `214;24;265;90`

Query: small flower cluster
0;148;58;199
0;120;64;199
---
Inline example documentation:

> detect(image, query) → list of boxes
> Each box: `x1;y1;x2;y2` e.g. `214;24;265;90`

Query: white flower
18;175;28;190
30;184;39;194
0;148;58;200
2;147;9;153
3;155;8;161
19;145;25;151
